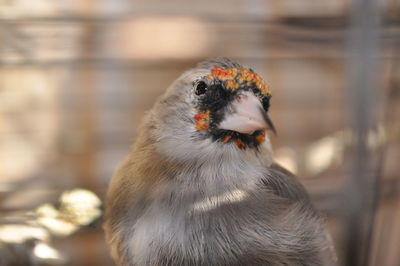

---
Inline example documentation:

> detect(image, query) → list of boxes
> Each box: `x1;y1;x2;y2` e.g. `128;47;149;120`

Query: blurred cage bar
0;0;399;265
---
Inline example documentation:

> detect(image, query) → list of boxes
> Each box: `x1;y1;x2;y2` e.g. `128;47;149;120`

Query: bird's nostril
236;93;248;102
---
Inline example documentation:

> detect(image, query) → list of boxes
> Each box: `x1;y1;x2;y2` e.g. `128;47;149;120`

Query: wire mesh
0;0;399;265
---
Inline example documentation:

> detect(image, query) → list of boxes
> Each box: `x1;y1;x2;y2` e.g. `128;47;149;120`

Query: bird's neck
131;132;274;200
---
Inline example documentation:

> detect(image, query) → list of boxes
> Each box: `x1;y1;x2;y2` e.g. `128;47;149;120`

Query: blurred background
0;0;399;265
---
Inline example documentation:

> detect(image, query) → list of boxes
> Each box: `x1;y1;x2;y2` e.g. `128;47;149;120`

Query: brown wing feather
265;163;338;264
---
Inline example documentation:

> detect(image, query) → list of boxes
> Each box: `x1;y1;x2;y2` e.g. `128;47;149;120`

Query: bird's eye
195;81;208;95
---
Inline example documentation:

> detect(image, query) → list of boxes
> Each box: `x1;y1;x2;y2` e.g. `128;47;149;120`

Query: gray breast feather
105;162;329;265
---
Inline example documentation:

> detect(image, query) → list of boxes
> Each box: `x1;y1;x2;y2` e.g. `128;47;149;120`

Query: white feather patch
192;189;248;212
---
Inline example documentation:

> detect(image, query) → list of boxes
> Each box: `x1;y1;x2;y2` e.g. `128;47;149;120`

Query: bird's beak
218;92;276;135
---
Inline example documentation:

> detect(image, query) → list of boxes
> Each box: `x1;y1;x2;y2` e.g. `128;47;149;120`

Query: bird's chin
210;128;266;149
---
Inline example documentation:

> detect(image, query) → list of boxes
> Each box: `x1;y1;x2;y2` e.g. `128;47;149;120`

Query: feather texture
104;59;332;266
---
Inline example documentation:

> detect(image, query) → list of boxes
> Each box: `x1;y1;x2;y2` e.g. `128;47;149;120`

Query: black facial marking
261;96;271;111
199;83;236;128
212;129;265;149
252;87;260;94
193;66;271;149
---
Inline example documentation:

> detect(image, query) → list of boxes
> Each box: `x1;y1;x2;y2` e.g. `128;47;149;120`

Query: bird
104;58;333;266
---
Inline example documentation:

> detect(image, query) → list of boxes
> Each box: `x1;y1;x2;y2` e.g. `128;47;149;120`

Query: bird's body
105;59;330;266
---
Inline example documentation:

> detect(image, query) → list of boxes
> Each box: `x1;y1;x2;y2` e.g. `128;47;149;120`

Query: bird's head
147;59;275;163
